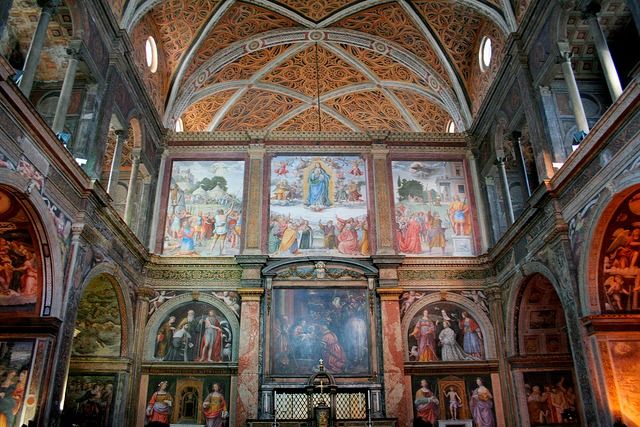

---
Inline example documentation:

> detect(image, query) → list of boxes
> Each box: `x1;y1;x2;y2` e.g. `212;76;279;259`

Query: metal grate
274;392;367;420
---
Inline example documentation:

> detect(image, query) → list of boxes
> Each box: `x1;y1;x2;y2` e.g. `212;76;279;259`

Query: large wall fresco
71;276;122;357
268;155;370;257
391;160;475;256
144;375;230;425
0;341;35;427
521;371;579;425
270;288;370;376
61;374;117;427
599;187;640;312
408;302;485;362
150;302;233;363
411;375;496;426
0;189;41;313
163;160;245;257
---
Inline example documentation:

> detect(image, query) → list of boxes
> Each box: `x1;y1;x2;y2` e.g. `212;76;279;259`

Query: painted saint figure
410;309;438;361
197;310;222;362
470;378;495;427
306;163;331;208
446;387;462;420
459;311;482;358
146;381;173;424
414;379;439;424
439;321;476;361
203;383;227;427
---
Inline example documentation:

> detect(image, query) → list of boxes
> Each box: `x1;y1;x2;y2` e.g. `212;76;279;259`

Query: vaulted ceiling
114;0;514;133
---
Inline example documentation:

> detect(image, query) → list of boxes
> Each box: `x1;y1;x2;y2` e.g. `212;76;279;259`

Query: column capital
247;143;266;158
376;287;403;301
131;148;142;162
37;0;61;12
237;287;264;302
114;129;128;141
137;285;156;301
484;284;503;302
370;143;389;157
557;42;572;62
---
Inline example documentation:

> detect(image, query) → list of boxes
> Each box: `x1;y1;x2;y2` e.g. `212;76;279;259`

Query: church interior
0;0;639;426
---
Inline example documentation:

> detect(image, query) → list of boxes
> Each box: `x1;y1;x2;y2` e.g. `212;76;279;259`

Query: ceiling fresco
100;0;620;133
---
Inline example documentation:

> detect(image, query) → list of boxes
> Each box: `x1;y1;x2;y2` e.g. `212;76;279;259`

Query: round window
145;36;158;73
479;36;492;72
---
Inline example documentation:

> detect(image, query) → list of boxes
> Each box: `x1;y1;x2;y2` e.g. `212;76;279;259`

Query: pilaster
371;144;394;255
243;144;266;255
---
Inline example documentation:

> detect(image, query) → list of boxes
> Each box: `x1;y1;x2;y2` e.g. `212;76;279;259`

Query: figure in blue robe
306;163;331;208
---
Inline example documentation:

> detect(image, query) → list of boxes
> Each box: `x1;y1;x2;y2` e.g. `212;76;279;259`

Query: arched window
446;120;456;133
175;117;184;133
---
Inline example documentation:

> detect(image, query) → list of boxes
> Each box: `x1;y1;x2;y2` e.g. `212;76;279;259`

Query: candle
274;390;277;422
367;390;372;422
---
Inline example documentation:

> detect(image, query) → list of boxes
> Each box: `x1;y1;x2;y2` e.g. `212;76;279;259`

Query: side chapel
0;0;639;426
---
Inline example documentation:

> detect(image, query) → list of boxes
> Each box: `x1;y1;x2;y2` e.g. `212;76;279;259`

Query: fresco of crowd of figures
158;157;477;258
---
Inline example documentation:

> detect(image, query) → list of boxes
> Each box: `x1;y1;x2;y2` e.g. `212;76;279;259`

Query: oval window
479;36;492;72
145;36;158;73
175;118;184;133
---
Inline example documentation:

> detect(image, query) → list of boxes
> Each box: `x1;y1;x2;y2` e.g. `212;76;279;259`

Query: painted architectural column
485;285;515;425
585;9;624;101
107;130;127;195
467;151;491;252
371;143;394;255
148;147;168;251
242;143;266;254
135;174;152;239
236;286;265;426
376;286;411;426
496;158;515;224
51;44;81;135
128;286;155;427
19;0;60;97
558;46;590;134
538;85;568;163
124;148;141;226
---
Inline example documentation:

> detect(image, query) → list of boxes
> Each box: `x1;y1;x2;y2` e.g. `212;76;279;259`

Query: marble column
107;130;127;195
377;287;411;426
0;0;13;36
371;143;395;255
558;47;590;134
124;149;141;226
467;151;491;252
52;45;81;135
496;158;515;224
19;0;60;97
147;147;168;251
585;10;623;101
128;286;155;427
135;174;151;239
236;287;264;426
485;285;516;425
242;143;266;254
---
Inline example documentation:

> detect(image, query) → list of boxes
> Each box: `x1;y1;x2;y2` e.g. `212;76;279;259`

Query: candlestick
273;390;277;424
367;390;372;424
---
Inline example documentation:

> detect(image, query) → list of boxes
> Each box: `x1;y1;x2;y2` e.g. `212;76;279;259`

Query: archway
509;273;580;426
61;273;129;427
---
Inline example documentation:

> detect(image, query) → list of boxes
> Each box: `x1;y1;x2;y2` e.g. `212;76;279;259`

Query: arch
581;180;640;315
143;293;240;362
503;262;569;357
262;256;378;277
0;169;64;318
75;263;135;358
401;292;497;360
128;116;143;149
166;28;464;128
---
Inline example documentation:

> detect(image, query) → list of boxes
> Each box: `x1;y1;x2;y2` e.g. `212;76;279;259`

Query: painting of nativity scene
163;160;244;256
392;160;475;256
408;302;485;362
270;288;370;375
269;155;370;256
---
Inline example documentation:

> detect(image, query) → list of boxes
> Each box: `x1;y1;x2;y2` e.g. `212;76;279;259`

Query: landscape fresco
163;160;244;256
270;288;370;376
0;189;40;312
145;375;230;425
71;276;121;357
392;160;475;256
0;341;34;427
268;155;370;257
